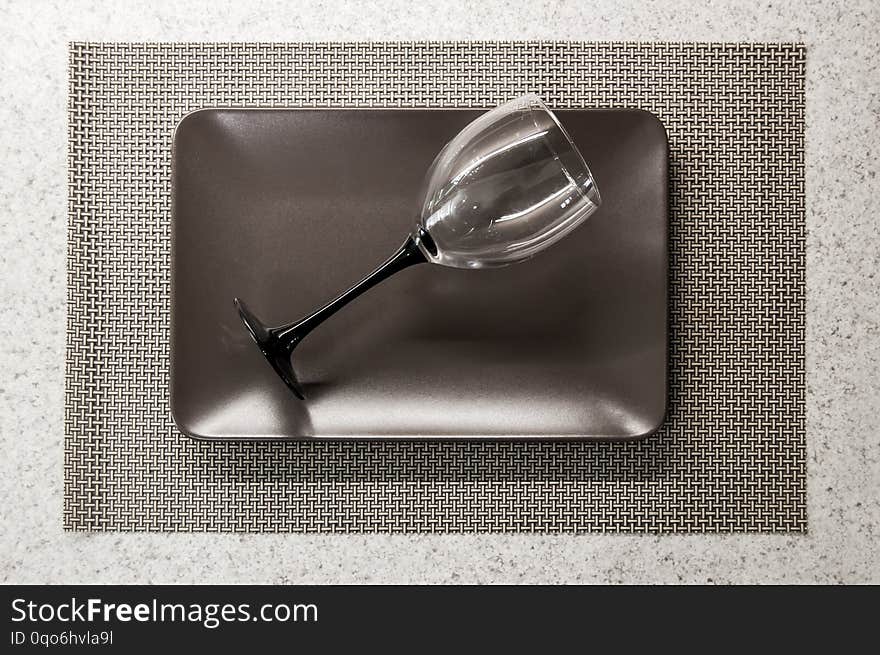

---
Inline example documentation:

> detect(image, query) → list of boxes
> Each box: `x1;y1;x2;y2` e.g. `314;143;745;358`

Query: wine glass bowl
416;93;601;268
235;94;603;399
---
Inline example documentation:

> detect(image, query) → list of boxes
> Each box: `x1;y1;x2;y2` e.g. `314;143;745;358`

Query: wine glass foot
233;297;306;399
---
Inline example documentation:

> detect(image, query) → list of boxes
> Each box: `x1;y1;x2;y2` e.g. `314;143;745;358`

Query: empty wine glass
235;93;602;398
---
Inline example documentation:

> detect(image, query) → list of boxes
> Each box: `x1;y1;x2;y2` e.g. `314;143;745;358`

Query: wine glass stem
273;235;427;349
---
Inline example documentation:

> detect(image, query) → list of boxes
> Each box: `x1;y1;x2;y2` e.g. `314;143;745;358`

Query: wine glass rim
522;93;602;208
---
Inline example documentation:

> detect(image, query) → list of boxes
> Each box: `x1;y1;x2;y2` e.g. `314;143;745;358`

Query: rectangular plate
171;108;668;440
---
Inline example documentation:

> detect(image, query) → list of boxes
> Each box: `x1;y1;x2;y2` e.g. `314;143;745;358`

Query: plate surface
171;108;667;439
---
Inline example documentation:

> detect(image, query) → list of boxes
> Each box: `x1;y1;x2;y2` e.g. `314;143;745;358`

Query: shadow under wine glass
235;93;602;399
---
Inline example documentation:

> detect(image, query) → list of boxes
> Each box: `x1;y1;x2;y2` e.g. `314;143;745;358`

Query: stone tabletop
1;0;877;583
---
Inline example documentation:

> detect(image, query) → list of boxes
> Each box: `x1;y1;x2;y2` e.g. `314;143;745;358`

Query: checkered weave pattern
66;42;806;532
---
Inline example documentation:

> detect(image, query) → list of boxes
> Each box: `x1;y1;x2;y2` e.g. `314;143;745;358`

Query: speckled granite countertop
1;0;877;583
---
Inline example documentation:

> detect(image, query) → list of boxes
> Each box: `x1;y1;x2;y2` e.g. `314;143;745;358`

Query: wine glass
234;93;602;399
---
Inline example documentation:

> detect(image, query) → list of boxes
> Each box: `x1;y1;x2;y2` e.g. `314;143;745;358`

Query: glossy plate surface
171;108;668;440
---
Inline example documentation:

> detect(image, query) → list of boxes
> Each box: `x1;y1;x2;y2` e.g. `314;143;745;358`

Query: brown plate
170;108;668;440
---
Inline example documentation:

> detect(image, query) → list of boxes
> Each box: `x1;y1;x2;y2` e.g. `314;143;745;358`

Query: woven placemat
66;42;806;533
